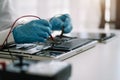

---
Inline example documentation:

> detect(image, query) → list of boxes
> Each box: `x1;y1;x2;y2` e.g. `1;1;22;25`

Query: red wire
0;15;54;49
0;62;6;70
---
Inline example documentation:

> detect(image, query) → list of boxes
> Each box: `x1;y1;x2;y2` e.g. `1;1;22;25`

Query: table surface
65;29;120;80
0;29;120;80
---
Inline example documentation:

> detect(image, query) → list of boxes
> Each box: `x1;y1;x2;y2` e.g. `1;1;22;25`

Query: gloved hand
12;19;52;44
49;14;73;33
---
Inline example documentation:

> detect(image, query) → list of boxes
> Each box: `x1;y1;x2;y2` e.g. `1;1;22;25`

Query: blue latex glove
12;19;52;44
49;14;73;33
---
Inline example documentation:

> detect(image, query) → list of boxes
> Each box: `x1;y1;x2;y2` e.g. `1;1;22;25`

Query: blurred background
12;0;119;32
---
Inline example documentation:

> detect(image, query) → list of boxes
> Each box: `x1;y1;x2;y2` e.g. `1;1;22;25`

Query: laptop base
0;35;97;61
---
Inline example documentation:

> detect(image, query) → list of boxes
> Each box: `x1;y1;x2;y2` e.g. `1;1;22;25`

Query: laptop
0;29;97;61
70;32;115;43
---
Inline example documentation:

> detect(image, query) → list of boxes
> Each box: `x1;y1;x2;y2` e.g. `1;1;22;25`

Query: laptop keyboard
50;38;93;51
0;35;97;60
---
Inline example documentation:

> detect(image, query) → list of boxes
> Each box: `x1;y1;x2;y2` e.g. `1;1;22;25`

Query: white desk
0;29;120;80
65;30;120;80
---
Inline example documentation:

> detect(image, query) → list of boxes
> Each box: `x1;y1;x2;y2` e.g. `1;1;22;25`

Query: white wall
69;0;101;31
13;0;38;18
12;0;101;31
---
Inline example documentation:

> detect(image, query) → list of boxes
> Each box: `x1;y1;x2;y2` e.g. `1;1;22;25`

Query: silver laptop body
0;35;97;61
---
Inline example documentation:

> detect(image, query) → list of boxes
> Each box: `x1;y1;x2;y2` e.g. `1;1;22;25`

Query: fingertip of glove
38;38;46;42
63;25;73;33
49;17;63;30
58;14;70;21
39;19;51;26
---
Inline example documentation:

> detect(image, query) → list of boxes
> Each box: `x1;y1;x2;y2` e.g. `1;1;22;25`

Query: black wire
60;26;64;38
5;40;14;63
